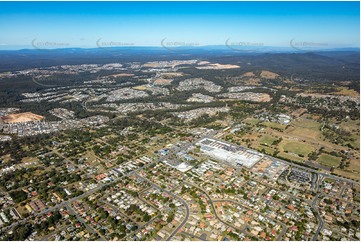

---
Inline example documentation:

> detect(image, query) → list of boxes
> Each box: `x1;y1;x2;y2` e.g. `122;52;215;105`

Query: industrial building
196;138;263;168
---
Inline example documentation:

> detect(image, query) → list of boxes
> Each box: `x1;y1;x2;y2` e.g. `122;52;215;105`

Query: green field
244;118;260;126
258;145;275;155
292;118;320;129
287;118;322;140
282;141;315;157
261;121;286;131
340;120;360;149
278;152;305;162
317;153;341;168
258;134;278;146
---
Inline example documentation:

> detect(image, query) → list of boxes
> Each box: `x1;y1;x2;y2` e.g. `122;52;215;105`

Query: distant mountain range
0;45;359;54
0;46;359;83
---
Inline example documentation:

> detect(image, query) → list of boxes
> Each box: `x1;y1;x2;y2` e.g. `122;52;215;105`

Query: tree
9;190;27;203
143;213;151;222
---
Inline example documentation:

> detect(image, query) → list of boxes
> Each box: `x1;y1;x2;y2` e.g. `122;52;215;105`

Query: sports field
317;153;341;167
258;134;278;146
282;141;315;157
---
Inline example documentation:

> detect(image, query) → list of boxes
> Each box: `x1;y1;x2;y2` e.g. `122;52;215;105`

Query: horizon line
0;45;360;52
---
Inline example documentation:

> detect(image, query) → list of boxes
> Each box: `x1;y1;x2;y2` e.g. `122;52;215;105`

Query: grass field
332;87;360;97
333;169;360;181
317;153;341;168
282;141;315;157
278;152;304;162
258;145;275;155
340;119;360;149
292;118;321;129
261;121;286;131
258;134;278;146
348;158;360;172
342;158;360;178
244;118;260;126
286;118;322;140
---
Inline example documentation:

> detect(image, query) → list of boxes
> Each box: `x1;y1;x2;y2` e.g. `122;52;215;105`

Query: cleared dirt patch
241;72;255;77
1;112;44;123
196;63;240;69
244;78;262;86
260;70;279;79
133;85;147;91
109;73;134;77
154;79;173;85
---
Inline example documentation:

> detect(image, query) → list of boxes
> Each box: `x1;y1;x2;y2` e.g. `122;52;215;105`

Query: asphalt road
312;195;324;241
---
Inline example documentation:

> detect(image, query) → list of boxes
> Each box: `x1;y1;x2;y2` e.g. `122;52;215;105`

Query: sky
0;1;359;50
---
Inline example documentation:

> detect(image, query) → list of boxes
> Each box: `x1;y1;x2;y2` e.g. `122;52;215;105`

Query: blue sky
0;1;359;50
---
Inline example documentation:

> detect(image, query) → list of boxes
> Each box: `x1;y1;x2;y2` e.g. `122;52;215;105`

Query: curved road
312;195;324;241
